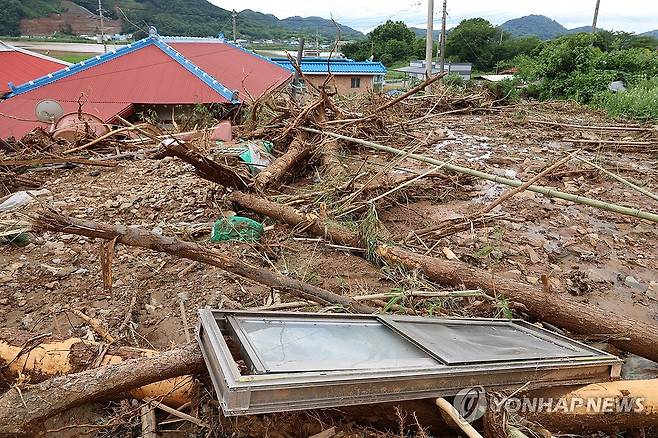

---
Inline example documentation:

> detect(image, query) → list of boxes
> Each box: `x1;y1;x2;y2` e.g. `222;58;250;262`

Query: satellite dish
35;100;64;124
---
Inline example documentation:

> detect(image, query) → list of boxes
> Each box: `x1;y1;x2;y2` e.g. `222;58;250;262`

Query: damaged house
0;31;292;140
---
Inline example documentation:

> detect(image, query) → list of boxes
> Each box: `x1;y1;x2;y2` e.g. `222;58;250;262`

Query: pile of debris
1;71;658;438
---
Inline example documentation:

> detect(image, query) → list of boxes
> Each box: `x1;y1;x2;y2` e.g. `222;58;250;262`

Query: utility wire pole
292;37;305;101
439;0;447;74
232;10;238;43
592;0;601;33
424;0;434;79
98;0;106;53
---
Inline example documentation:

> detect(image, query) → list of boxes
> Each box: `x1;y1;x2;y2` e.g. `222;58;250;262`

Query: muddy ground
1;102;658;437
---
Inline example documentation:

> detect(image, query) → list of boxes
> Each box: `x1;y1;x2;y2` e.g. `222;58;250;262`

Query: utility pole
292;37;305;101
98;0;106;53
439;0;447;74
592;0;601;33
424;0;434;79
232;10;238;43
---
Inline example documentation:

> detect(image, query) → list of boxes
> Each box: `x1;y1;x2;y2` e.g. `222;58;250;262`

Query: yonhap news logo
452;386;646;423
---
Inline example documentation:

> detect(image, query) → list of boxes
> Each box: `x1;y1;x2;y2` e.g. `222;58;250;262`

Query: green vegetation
51;52;92;64
341;20;431;66
0;0;62;36
0;0;363;41
445;18;542;72
514;32;658;119
501;15;567;40
593;78;658;121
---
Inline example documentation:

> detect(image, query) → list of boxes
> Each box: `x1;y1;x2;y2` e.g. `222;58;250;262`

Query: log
253;133;311;190
159;140;250;190
0;329;196;407
0;342;203;437
229;191;362;248
227;192;658;362
31;210;374;314
375;244;658;363
523;379;658;432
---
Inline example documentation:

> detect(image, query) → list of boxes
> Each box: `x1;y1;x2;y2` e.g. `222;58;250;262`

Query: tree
0;0;24;36
341;20;423;66
445;18;502;70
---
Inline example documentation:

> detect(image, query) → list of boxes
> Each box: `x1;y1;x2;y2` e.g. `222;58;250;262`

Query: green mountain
409;27;441;39
501;15;567;40
0;0;364;40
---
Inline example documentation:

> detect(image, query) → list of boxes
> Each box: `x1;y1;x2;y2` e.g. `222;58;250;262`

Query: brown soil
1;102;657;436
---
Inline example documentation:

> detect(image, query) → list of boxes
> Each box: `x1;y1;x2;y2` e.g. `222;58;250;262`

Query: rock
646;282;658;301
624;275;644;291
89;170;101;177
54;266;77;278
21;314;34;329
0;298;8;305
526;247;541;264
526;276;539;285
144;303;157;313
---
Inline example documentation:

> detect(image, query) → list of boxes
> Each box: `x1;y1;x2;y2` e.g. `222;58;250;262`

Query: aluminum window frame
197;309;622;416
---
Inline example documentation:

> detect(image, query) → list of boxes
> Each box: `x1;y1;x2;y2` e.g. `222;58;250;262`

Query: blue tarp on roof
273;58;387;75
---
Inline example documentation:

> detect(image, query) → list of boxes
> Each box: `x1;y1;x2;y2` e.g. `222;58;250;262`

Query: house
0;31;292;139
0;40;71;97
394;60;472;81
273;57;387;95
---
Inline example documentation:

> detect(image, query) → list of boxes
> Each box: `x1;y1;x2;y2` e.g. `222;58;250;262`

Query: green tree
341;20;422;66
0;0;24;36
445;18;502;70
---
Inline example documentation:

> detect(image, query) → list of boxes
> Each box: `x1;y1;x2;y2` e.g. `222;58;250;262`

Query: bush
593;78;658;121
442;73;465;88
486;78;522;103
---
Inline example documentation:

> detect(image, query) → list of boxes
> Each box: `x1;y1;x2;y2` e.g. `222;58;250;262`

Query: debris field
1;74;658;437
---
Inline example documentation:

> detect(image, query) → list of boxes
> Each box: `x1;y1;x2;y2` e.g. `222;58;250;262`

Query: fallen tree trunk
0;342;203;437
375;245;658;363
0;329;196;407
159;140;250;190
254;133;311;190
523;379;658;432
229;191;361;247
31;210;374;314
227;192;658;362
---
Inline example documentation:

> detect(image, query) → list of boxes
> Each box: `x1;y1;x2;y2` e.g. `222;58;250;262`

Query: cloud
209;0;658;34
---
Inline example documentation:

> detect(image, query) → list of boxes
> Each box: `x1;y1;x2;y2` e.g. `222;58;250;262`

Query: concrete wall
305;74;376;95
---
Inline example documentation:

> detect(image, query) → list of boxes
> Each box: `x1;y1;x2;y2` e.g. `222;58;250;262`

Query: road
8;41;127;54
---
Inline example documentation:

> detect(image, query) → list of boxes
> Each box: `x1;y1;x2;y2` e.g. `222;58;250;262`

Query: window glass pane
234;317;440;373
384;319;597;365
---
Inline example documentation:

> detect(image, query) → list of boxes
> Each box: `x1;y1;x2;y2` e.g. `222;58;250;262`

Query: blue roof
273;58;387;75
5;36;239;103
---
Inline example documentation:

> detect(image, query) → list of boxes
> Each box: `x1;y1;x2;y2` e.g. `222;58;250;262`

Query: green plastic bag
211;216;264;242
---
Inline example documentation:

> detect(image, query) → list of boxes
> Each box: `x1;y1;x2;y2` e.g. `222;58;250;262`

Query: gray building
394;60;472;81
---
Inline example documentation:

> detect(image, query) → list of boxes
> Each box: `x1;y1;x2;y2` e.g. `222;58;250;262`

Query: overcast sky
210;0;657;34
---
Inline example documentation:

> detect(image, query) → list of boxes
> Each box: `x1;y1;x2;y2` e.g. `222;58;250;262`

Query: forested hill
0;0;364;40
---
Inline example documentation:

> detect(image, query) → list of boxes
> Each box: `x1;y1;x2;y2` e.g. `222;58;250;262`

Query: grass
594;78;658;121
50;53;92;64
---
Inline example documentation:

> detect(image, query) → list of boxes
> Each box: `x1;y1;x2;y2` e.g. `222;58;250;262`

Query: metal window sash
378;315;610;365
196;310;622;416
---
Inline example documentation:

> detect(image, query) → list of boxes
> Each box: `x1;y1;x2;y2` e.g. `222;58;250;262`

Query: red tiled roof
0;51;67;94
169;41;292;103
